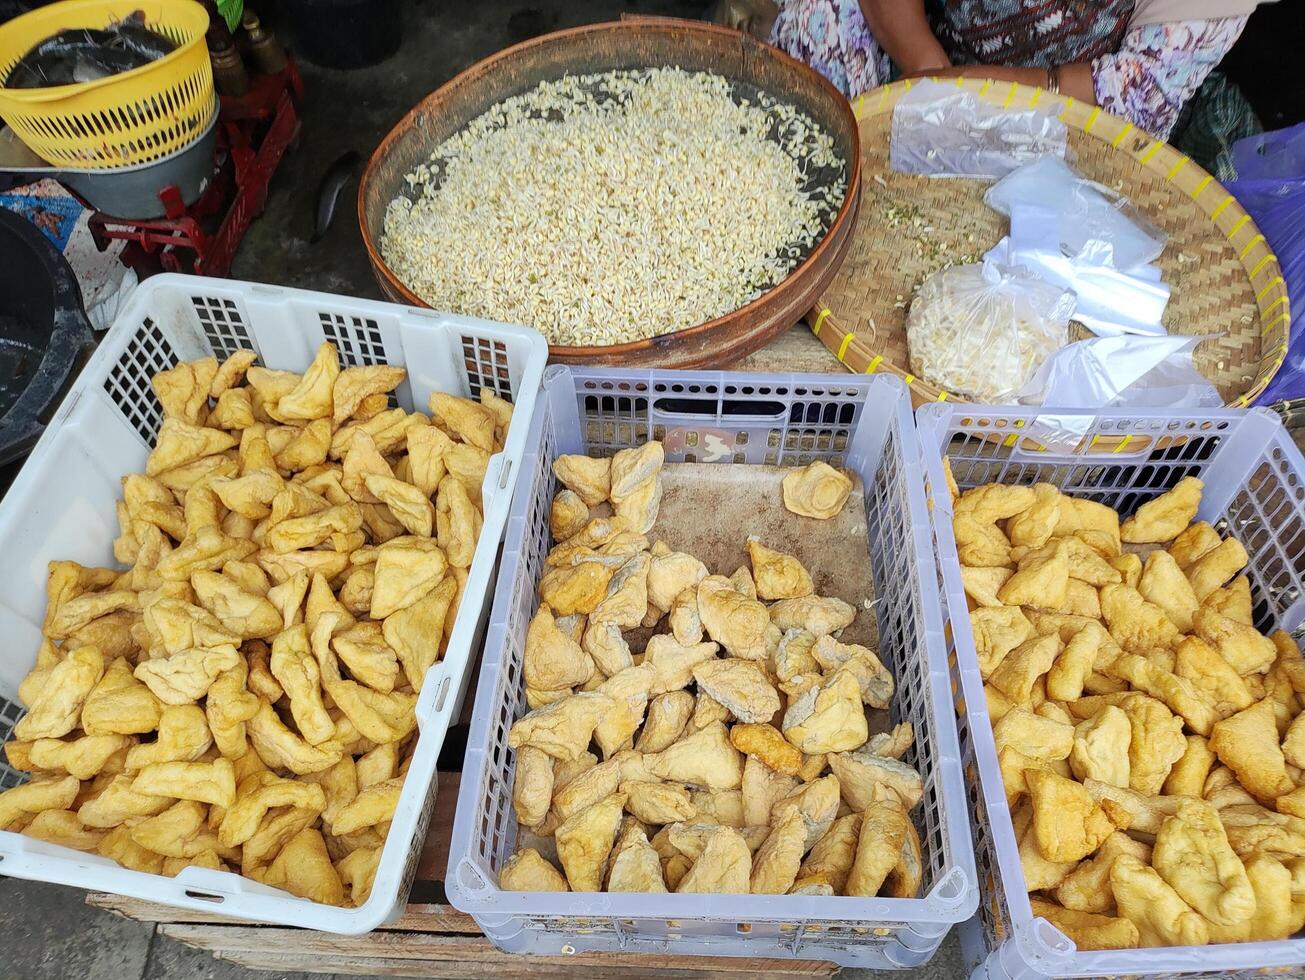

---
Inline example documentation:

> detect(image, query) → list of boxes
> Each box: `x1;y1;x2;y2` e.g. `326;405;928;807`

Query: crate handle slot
455;858;491;894
183;889;225;903
651;395;786;419
924;865;973;916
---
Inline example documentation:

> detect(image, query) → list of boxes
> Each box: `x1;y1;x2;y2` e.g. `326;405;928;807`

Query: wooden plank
733;323;842;376
89;894;479;933
216;949;837;979
415;770;460;882
160;925;838;977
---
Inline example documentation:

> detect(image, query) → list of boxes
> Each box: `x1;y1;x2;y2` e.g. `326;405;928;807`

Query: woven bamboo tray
807;78;1290;410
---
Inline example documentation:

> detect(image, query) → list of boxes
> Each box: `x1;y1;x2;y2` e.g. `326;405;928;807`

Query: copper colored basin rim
359;18;862;363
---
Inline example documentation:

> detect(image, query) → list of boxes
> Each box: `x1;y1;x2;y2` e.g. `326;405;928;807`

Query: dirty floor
0;0;964;977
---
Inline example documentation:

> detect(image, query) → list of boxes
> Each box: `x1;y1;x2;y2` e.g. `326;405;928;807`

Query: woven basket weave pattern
811;79;1289;409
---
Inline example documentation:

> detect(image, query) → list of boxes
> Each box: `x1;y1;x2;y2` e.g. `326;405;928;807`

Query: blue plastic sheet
1228;124;1305;404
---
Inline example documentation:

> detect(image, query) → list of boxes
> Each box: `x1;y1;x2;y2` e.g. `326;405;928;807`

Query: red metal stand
88;57;304;278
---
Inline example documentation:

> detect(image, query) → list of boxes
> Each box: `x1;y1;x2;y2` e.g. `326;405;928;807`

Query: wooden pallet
88;769;837;977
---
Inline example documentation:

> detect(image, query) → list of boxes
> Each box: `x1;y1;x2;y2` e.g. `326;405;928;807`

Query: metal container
359;18;862;368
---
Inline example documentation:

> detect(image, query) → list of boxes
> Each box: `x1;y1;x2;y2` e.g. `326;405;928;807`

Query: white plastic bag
984;204;1171;337
906;259;1075;402
985;156;1167;269
890;80;1069;179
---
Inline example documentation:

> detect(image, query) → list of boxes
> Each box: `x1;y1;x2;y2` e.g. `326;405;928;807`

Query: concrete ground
0;1;969;977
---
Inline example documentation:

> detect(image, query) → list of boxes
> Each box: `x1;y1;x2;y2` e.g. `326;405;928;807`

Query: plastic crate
445;365;978;968
915;404;1305;980
0;273;548;933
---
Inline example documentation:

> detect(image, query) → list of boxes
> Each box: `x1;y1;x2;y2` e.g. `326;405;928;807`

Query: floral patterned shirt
768;0;1248;138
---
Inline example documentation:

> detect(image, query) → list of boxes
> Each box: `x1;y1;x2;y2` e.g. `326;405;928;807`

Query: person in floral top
770;0;1274;141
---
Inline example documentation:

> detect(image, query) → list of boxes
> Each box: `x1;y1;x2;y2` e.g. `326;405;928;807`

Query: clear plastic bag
1017;335;1222;448
890;80;1069;179
906;260;1075;402
985;156;1167;270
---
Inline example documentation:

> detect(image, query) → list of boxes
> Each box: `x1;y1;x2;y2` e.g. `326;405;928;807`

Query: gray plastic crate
915;404;1305;980
446;365;977;968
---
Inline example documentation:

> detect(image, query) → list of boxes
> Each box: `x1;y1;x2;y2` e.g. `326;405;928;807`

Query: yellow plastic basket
0;0;214;169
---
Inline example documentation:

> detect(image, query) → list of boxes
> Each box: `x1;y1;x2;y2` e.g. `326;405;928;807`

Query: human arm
860;0;950;73
907;63;1096;102
1091;18;1248;139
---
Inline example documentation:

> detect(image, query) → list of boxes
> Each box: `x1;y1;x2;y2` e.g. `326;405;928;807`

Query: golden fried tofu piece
741;753;798;827
246;700;344;775
770;775;841;852
782;461;853;520
1112;693;1186;796
158;526;256;581
846;800;908;896
1053;498;1121;557
642;634;719;695
552;455;611;508
524;604;593;693
382;575;456;691
1121;477;1203;544
1068;704;1131;788
132;758;236;808
330;778;402;836
1169;520;1221;570
1137;550;1200;634
634;691;693;754
831;747;924;812
782;670;867;755
696;576;776;661
1055;831;1152;914
1029;898;1139;951
1187;538;1249;602
667;587;703;647
750;807;806;894
1045;621;1108;703
263;827;345;905
1027;768;1120;863
218;772;326;848
993;706;1074;762
363;473;433;538
539;561;614;618
146;418;238;477
1206;575;1254;626
745;538;814;601
611;473;662;535
970;606;1034;678
692;659;780;725
956;484;1036;524
555;793;626;892
207;349;257;399
23;809;105;852
1109;853;1209;948
549;490;589;543
0;775;80;831
1000;541;1069;609
500;847;569;891
617;780;692;825
505;692;613;764
1018;535;1122;588
998;745;1051;806
646;550;708;615
796;813;860;893
1006;483;1062;549
1174;636;1254;719
590;553;650;631
667;824;748;894
1209;698;1295;800
592;664;657;759
1206;852;1294;943
81;657;162;736
769;594;856;638
953;514;1012;568
1194;605;1276;676
961;566;1013;608
987;634;1060;705
1152;799;1254;927
1109;655;1218;737
332;365;405;424
1163;735;1216;798
606;825;668;893
14;646;105;741
1100;584;1181;657
369;536;447;619
690;691;732;731
729;722;802;777
191;570;281;640
647;722;743;790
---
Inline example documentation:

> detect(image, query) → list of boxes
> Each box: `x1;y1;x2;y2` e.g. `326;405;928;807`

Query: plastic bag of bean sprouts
906;259;1075;402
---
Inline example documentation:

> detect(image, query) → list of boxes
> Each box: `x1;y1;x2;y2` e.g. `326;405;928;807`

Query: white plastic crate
915;404;1305;980
0;273;548;933
445;365;978;968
